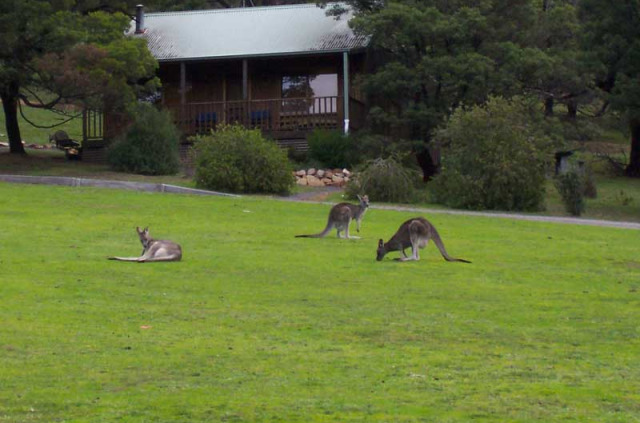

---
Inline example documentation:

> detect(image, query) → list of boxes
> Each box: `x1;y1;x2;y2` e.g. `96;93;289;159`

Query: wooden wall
157;53;365;105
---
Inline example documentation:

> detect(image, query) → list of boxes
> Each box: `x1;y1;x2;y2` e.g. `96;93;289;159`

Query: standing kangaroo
108;227;182;262
295;195;370;239
376;217;470;263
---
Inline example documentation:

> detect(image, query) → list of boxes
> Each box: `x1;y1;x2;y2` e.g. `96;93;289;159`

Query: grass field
0;106;83;145
1;182;639;422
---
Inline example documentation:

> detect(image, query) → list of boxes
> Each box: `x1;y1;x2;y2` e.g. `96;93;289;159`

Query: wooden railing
167;96;342;136
82;109;103;142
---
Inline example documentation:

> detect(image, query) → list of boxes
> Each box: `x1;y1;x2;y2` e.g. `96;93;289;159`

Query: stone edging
0;174;240;197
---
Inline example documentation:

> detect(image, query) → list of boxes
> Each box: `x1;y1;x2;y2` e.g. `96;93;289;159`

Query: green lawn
0;106;83;145
1;182;638;422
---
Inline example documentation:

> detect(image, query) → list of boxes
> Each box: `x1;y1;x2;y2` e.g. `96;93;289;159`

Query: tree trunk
566;100;577;120
416;146;437;182
1;84;26;155
544;97;554;117
625;118;640;177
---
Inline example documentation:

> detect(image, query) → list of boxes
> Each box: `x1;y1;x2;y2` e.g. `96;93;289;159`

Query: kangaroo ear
378;239;384;248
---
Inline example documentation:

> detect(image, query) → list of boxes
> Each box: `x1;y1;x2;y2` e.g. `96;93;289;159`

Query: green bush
107;103;181;175
194;124;294;194
307;129;355;169
554;170;586;216
431;97;554;211
345;156;420;203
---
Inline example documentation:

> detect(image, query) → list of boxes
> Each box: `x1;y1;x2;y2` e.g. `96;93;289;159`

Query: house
85;3;369;152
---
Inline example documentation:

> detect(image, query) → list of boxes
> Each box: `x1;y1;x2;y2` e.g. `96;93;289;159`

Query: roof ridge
145;2;343;17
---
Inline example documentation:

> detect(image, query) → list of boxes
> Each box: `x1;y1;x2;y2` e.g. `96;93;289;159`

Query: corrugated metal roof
129;3;368;62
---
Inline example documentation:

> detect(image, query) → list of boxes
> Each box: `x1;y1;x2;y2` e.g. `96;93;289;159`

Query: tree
321;0;541;180
579;0;640;177
520;0;587;118
0;0;159;154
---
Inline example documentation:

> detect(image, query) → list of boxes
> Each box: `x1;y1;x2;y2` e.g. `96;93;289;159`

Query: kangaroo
295;195;370;239
108;227;182;262
376;217;470;263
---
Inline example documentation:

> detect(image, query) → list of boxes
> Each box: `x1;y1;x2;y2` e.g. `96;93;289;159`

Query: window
282;74;337;113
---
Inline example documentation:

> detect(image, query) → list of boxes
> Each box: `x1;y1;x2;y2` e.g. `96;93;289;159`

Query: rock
322;178;333;185
316;169;325;178
306;175;325;187
343;168;351;176
325;170;334;178
307;168;317;176
296;177;308;186
295;170;306;177
332;175;345;186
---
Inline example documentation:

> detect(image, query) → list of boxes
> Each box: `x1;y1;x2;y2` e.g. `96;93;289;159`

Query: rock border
294;167;351;187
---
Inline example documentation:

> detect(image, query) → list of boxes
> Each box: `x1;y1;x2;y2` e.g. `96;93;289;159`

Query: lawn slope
0;182;638;422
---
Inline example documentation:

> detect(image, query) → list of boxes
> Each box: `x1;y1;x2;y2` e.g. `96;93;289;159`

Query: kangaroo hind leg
345;218;361;239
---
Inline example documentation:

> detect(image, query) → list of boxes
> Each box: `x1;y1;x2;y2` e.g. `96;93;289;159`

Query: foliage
345;156;420;203
554;169;586;216
431;97;554;211
286;145;308;165
307;129;355;169
194;124;294;194
349;132;419;164
0;1;159;154
1;182;640;422
107;103;180;175
320;1;611;179
579;0;640;176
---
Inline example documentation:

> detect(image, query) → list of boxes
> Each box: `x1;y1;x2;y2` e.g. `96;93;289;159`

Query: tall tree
529;0;586;118
0;0;158;154
580;0;640;177
322;0;540;179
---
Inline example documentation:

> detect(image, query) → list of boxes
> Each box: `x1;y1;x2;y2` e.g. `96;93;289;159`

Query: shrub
194;124;294;194
286;146;308;165
345;156;420;203
431;96;554;211
107;103;181;175
307;129;355;169
554;170;586;216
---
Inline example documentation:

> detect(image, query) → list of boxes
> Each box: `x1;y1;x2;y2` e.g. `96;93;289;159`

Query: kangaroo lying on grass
376;217;471;263
109;227;182;262
296;195;370;239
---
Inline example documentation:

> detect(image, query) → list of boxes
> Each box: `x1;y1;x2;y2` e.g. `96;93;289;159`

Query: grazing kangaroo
376;217;470;263
295;195;370;239
108;227;182;262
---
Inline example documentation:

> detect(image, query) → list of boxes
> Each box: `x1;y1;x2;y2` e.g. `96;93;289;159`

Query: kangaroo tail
108;256;142;262
295;220;333;238
431;228;471;264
